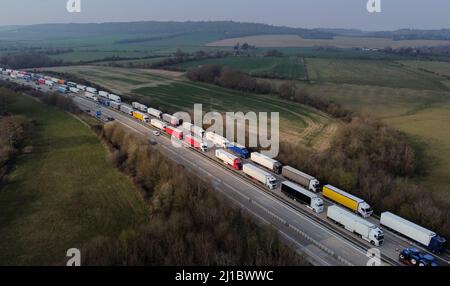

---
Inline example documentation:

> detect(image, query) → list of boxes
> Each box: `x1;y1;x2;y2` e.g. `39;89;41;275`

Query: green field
399;60;450;78
93;57;168;67
298;59;450;192
305;58;448;90
172;56;307;79
0;95;148;265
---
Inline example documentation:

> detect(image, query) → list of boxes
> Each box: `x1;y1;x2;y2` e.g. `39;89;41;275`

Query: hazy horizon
0;0;449;31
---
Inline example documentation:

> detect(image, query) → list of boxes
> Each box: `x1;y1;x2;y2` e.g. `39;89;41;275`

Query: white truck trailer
69;87;80;94
281;181;324;213
182;122;205;137
86;87;97;94
132;102;148;112
215;149;242;170
45;80;54;87
243;164;277;190
76;84;86;91
108;94;121;103
110;101;121;110
327;205;384;246
380;212;446;253
205;132;229;148
162;113;180;126
84;91;97;101
119;104;134;116
151;119;167;131
282;166;320;192
250;152;282;174
98;91;109;98
147;107;163;119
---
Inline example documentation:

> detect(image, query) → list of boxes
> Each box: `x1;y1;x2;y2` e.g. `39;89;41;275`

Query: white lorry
119;104;134;116
282;166;320;193
76;84;86;91
108;94;121;103
147;107;163;119
162;113;180;126
69;87;80;94
243;164;277;190
205;132;229;148
215;149;242;170
86;87;97;94
98;91;109;98
132;102;148;112
151;119;167;131
182;122;205;137
250;152;282;174
380;212;446;253
84;91;98;101
45;80;54;87
110;101;121;110
327;205;384;246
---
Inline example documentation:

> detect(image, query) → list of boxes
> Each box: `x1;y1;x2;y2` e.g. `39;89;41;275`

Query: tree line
187;64;272;94
82;123;307;266
0;53;64;69
0;88;34;183
151;49;231;70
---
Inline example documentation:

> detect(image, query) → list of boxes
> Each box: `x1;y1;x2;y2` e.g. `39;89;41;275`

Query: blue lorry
228;143;250;159
58;85;68;94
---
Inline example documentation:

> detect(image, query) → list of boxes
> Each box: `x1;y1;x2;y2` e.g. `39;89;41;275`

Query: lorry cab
429;235;446;254
235;159;243;171
200;143;208;153
309;179;321;193
371;228;384;246
268;176;277;190
358;202;373;218
312;197;324;213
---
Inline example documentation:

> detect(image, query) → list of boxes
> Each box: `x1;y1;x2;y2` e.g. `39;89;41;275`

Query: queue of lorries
1;67;447;264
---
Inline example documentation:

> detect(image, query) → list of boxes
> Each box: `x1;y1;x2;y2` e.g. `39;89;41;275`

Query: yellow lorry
323;185;373;218
132;111;149;123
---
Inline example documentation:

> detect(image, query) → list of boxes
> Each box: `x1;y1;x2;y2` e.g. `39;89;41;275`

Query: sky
0;0;449;31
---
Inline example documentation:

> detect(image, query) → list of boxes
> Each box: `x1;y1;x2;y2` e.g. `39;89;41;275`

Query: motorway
3;75;450;266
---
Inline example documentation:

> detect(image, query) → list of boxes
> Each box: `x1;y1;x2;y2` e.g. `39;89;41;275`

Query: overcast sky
0;0;449;30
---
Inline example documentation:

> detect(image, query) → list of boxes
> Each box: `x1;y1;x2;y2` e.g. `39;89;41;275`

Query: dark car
399;248;438;266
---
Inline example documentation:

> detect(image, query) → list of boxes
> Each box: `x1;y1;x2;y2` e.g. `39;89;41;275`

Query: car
153;131;161;136
399;248;438;266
